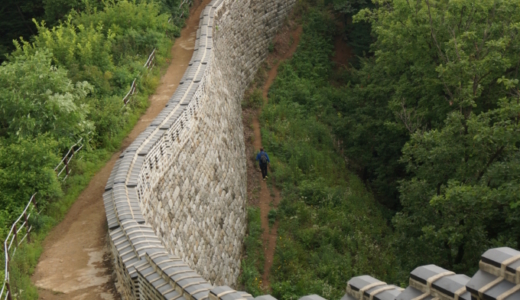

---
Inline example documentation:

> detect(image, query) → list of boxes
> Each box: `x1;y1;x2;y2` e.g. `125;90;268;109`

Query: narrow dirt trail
248;24;303;289
31;1;210;299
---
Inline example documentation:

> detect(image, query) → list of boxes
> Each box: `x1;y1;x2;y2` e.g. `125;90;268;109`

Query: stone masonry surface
146;0;297;285
104;0;296;298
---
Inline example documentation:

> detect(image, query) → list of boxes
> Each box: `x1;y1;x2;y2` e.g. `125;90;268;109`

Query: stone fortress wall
103;0;296;299
104;0;520;299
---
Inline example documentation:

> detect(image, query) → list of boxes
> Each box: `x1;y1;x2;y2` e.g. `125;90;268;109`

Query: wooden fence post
6;281;12;300
12;224;17;245
65;156;69;176
23;212;30;243
32;197;37;212
6;246;12;300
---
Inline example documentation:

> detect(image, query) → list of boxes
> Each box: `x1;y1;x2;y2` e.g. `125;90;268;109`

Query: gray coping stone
347;275;383;291
395;286;434;300
481;247;520;269
127;158;145;187
255;296;278;300
126;126;157;153
410;264;451;284
186;283;212;296
183;64;199;80
484;280;520;300
194;65;207;82
374;289;403;300
210;286;234;298
172;81;190;97
299;295;327;300
221;292;254;300
363;285;403;300
138;129;165;156
178;277;207;290
114;156;132;184
151;108;176;127
165;100;180;109
164;265;191;276
467;270;520;300
181;83;201;106
103;192;120;229
189;57;201;66
340;294;356;300
198;37;207;48
432;274;471;300
105;159;122;190
164;290;184;300
206;39;214;49
171;271;201;283
466;270;496;295
161;108;186;130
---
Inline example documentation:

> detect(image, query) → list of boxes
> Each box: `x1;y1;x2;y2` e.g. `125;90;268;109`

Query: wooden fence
0;194;39;300
122;48;156;106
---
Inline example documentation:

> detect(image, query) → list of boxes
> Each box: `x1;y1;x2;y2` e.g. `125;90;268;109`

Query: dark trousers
260;163;268;178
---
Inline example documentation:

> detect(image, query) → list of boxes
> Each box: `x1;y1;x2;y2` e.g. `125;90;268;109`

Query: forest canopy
334;0;520;275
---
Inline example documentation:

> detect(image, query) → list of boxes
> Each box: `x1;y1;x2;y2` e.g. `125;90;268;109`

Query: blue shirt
256;151;270;164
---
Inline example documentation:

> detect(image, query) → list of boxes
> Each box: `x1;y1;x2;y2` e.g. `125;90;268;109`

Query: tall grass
243;3;401;299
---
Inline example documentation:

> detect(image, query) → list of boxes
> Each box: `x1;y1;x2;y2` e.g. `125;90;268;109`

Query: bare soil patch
31;1;211;299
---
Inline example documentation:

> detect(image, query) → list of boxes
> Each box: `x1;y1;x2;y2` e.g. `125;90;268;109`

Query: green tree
337;0;520;210
395;81;520;274
350;0;520;274
0;135;62;210
0;50;93;143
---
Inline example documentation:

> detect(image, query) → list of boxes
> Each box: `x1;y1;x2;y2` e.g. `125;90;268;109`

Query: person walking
256;147;270;180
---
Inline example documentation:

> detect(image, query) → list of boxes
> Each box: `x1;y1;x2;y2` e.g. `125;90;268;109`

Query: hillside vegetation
242;0;520;298
249;4;398;299
0;0;188;297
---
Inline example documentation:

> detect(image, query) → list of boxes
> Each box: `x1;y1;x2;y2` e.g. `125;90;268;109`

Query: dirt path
243;19;303;290
31;1;210;299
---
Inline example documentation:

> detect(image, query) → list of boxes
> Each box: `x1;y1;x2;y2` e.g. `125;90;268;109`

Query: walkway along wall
104;0;296;298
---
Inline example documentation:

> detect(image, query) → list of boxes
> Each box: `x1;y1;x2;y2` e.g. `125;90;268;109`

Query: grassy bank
240;2;401;299
239;207;266;296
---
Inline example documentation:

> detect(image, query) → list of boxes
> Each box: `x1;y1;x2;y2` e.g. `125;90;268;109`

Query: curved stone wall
104;0;296;298
103;2;520;300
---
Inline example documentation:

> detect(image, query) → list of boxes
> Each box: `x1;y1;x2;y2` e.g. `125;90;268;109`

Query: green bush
243;88;264;109
240;207;266;296
0;0;187;297
251;4;400;298
268;209;277;227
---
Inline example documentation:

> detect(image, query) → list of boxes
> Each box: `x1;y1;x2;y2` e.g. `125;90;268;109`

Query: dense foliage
0;0;178;218
335;0;520;276
0;0;188;61
242;0;520;297
255;5;399;298
0;0;186;297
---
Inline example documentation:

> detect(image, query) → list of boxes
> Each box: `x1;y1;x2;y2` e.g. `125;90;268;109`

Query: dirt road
31;1;210;299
